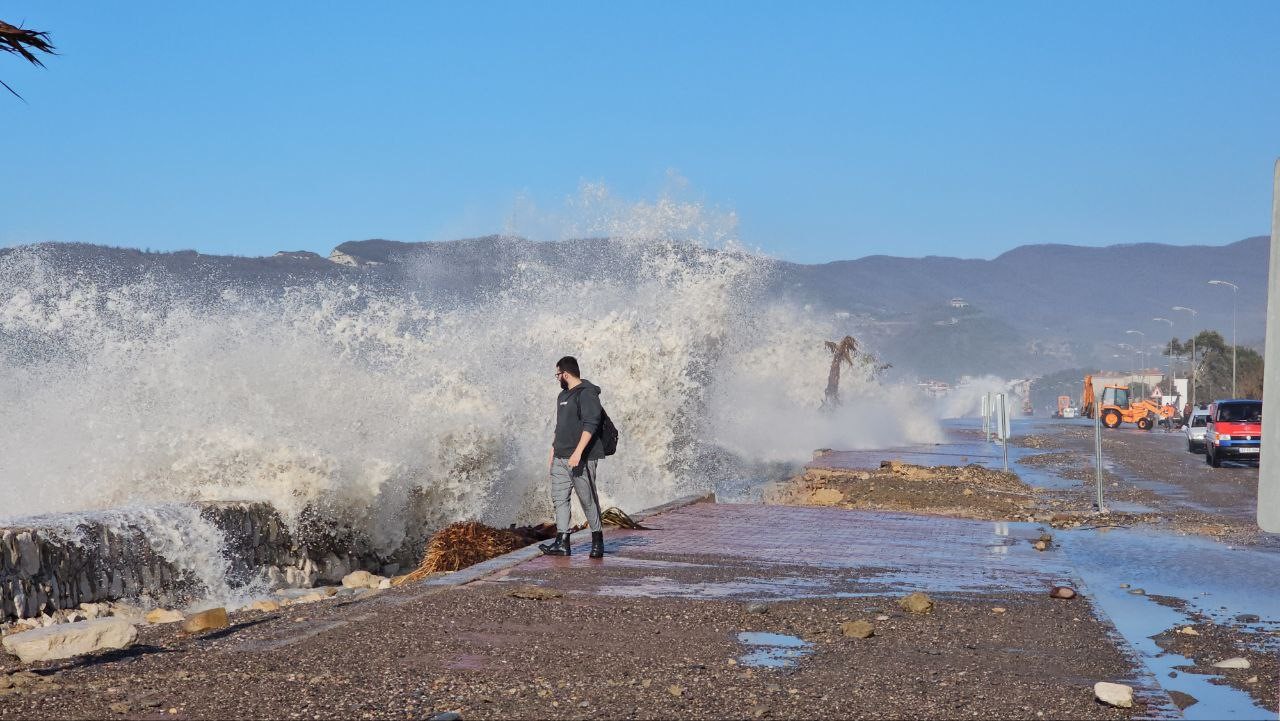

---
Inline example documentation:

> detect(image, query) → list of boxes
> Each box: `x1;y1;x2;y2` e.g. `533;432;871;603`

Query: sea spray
0;193;943;605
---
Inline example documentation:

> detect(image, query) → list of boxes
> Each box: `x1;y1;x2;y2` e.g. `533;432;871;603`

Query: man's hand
569;430;592;469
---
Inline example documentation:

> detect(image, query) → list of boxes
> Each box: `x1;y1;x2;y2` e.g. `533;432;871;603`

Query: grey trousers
550;457;602;533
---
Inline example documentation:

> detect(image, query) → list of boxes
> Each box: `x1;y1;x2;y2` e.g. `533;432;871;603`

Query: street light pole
1209;280;1239;397
1154;317;1173;402
1173;306;1198;408
1126;330;1146;391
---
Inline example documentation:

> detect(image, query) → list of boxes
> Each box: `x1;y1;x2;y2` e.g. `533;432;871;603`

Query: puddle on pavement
1059;526;1277;719
599;574;834;600
736;632;812;668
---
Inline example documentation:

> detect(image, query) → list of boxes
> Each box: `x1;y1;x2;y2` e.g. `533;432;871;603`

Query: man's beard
560;378;569;391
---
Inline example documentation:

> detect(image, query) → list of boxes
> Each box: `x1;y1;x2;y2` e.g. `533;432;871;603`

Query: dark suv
1204;399;1262;467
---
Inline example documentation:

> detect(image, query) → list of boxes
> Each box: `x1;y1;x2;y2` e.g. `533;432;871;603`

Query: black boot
589;531;604;558
538;532;571;556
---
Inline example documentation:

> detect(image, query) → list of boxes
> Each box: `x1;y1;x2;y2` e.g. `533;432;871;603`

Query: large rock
181;608;228;634
840;621;875;639
897;592;934;614
341;571;387;590
1212;657;1251;669
1093;681;1133;708
1;618;137;663
1049;586;1077;600
145;609;184;624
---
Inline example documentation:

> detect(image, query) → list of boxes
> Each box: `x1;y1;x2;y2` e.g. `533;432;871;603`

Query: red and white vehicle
1204;399;1262;468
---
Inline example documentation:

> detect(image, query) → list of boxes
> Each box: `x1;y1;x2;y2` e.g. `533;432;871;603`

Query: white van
1184;407;1211;453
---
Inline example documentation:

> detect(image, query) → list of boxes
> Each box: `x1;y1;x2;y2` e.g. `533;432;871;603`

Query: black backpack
599;409;620;456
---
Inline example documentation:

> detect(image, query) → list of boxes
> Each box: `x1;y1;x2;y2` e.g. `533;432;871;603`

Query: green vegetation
1167;331;1263;401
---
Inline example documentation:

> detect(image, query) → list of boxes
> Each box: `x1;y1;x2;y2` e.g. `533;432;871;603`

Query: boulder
1049;586;1077;600
247;600;280;613
1093;681;1134;708
840;621;875;639
145;609;184;625
181;608;229;634
897;592;934;614
1211;657;1251;669
341;571;387;590
341;571;373;589
1;618;137;663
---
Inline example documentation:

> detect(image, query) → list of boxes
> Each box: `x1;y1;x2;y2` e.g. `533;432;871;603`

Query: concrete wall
0;503;407;623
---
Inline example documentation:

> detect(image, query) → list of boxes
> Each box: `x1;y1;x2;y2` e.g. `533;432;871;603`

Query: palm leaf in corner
1;20;56;100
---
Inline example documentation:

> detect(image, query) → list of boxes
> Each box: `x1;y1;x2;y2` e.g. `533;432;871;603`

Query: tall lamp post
1173;306;1198;407
1208;280;1239;397
1117;343;1135;374
1125;330;1146;389
1153;317;1174;402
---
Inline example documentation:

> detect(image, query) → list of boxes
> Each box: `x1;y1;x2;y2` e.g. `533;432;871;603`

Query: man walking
539;356;606;558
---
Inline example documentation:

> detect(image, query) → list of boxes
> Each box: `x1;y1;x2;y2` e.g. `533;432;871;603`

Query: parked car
1204;399;1263;467
1183;407;1210;453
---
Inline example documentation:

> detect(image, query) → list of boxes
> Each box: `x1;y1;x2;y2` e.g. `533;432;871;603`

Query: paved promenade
0;500;1161;720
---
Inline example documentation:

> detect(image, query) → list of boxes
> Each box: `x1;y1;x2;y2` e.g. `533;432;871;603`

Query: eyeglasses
554;371;564;378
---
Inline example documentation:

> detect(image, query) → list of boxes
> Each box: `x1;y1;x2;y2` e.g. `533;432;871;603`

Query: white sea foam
0;188;943;602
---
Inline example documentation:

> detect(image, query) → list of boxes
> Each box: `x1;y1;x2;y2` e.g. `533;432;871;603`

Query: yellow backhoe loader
1081;375;1177;430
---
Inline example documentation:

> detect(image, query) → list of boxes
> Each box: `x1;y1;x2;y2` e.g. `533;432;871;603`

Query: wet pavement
507;503;1077;599
2;497;1156;721
3;418;1277;719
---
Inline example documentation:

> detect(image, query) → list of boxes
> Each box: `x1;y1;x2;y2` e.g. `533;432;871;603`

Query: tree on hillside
1;20;54;99
1169;331;1263;401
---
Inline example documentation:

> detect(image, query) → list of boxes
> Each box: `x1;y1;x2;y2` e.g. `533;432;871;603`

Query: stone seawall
0;503;410;623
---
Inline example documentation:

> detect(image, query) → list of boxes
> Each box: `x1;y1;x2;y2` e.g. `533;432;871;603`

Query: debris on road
1093;681;1134;708
766;463;1035;521
508;585;562;600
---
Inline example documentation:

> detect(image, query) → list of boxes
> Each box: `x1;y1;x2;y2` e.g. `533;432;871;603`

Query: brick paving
506;502;1078;599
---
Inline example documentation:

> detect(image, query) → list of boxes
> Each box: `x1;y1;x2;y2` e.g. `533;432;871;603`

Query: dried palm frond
394;521;526;585
393;508;650;587
600;507;649;529
1;20;55;99
568;506;652;532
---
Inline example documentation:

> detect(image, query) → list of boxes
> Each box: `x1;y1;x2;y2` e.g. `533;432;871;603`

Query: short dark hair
556;356;581;377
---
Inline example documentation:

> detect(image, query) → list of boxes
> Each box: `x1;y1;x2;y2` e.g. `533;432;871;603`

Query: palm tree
823;336;858;407
1;20;55;99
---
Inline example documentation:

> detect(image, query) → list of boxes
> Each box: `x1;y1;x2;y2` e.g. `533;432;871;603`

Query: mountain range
2;235;1267;381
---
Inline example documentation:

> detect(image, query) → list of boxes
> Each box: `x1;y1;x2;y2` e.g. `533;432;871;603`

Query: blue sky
2;1;1277;263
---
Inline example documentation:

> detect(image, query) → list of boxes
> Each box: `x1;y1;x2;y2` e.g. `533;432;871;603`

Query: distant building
949;297;969;308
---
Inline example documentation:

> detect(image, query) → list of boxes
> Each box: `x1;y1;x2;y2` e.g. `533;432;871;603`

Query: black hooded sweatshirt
553;379;605;460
